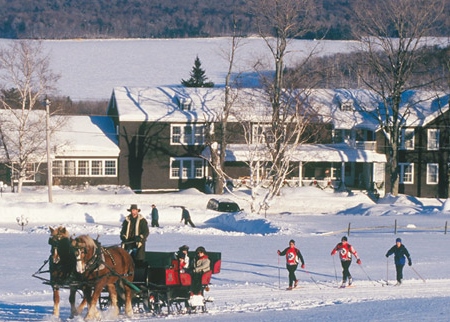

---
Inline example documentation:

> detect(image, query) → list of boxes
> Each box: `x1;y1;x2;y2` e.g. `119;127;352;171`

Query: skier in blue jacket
385;238;412;285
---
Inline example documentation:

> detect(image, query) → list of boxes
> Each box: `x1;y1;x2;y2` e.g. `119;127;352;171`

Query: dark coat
120;214;149;261
151;207;159;220
386;244;411;266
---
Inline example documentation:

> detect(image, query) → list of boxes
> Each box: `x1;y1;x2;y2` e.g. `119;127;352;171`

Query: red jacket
279;246;305;266
331;242;359;262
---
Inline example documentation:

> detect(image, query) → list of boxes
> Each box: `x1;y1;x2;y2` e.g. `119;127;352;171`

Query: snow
1;184;450;321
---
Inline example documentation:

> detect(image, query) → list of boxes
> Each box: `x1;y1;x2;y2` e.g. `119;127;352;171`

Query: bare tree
0;41;60;193
231;87;320;212
352;0;445;196
247;0;317;208
205;23;244;194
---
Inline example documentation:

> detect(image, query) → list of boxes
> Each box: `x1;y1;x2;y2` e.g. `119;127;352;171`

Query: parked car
207;198;241;213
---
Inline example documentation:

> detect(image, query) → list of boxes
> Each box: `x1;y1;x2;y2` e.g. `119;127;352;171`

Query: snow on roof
111;86;228;122
53;116;119;157
111;86;448;132
403;91;450;127
203;143;386;163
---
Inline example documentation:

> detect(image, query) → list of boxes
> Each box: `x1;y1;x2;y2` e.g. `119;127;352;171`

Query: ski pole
386;257;389;285
277;254;280;289
410;266;426;283
302;268;321;290
358;263;377;286
332;255;339;286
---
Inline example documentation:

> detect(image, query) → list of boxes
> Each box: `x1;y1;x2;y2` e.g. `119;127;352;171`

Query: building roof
53;116;119;157
110;86;449;131
203;143;387;163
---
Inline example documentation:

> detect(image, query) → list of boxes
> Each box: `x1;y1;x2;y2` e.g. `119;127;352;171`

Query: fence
318;220;450;236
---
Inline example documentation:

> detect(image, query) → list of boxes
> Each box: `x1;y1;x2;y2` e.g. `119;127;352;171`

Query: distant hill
1;0;447;40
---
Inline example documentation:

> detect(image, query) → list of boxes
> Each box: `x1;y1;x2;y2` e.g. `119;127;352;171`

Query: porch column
341;162;345;184
299;161;303;186
256;160;260;184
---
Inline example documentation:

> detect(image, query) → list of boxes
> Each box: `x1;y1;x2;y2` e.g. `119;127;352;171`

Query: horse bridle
72;240;103;274
48;235;65;264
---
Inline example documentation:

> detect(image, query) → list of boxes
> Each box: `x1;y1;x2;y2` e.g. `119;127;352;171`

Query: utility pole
45;96;53;203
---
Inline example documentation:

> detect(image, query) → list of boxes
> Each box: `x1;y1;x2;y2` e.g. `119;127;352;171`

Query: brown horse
48;226;88;318
71;234;134;319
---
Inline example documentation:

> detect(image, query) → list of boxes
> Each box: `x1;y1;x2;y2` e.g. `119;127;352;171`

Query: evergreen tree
181;56;214;87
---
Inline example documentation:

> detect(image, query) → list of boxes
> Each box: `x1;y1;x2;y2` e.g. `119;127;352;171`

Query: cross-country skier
331;236;361;287
385;237;412;286
277;239;305;290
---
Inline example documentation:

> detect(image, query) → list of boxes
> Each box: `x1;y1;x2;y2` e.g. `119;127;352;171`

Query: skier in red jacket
277;239;305;290
331;236;361;287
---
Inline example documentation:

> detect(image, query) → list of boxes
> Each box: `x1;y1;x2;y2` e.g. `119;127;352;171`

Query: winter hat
289;239;295;244
341;236;348;242
179;245;189;251
127;204;140;212
396;238;402;243
196;246;206;253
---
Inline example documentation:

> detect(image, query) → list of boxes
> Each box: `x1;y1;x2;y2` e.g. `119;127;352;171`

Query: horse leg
78;286;91;315
52;287;60;317
85;283;106;320
69;287;77;318
69;286;88;318
106;283;119;317
124;282;133;317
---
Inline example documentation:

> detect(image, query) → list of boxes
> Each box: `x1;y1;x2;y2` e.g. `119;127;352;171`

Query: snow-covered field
1;185;450;321
0;37;448;101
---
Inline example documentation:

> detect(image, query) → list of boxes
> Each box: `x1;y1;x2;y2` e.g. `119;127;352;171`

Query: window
252;124;274;144
399;163;414;184
400;129;414;150
170;158;204;179
334;129;352;144
12;163;37;182
427;129;440;150
427;163;438;184
171;124;205;145
65;160;76;176
78;160;89;175
53;160;63;176
52;159;117;177
91;160;102;176
104;160;117;176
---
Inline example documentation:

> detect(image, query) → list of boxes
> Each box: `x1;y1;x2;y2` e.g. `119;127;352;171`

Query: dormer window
340;101;353;111
176;95;192;111
335;93;354;111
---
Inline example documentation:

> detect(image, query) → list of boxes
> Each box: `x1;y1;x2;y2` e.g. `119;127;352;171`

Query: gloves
385;254;389;258
135;236;142;242
301;264;305;269
277;250;281;255
356;259;361;265
331;250;336;256
408;259;412;266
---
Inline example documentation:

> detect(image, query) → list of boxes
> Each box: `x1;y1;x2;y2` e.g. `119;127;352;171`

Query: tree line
0;0;448;40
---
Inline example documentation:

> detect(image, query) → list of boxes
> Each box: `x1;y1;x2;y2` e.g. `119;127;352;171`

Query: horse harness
73;240;133;282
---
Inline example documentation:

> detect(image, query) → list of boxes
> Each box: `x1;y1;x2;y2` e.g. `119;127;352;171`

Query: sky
1;184;450;321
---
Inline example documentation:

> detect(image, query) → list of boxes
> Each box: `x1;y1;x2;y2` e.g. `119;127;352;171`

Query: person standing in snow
120;204;149;268
180;206;195;227
150;204;159;227
277;239;305;290
385;237;412;286
331;236;361;287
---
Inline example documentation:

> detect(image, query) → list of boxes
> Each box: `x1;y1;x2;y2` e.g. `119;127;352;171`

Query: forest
0;0;448;40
